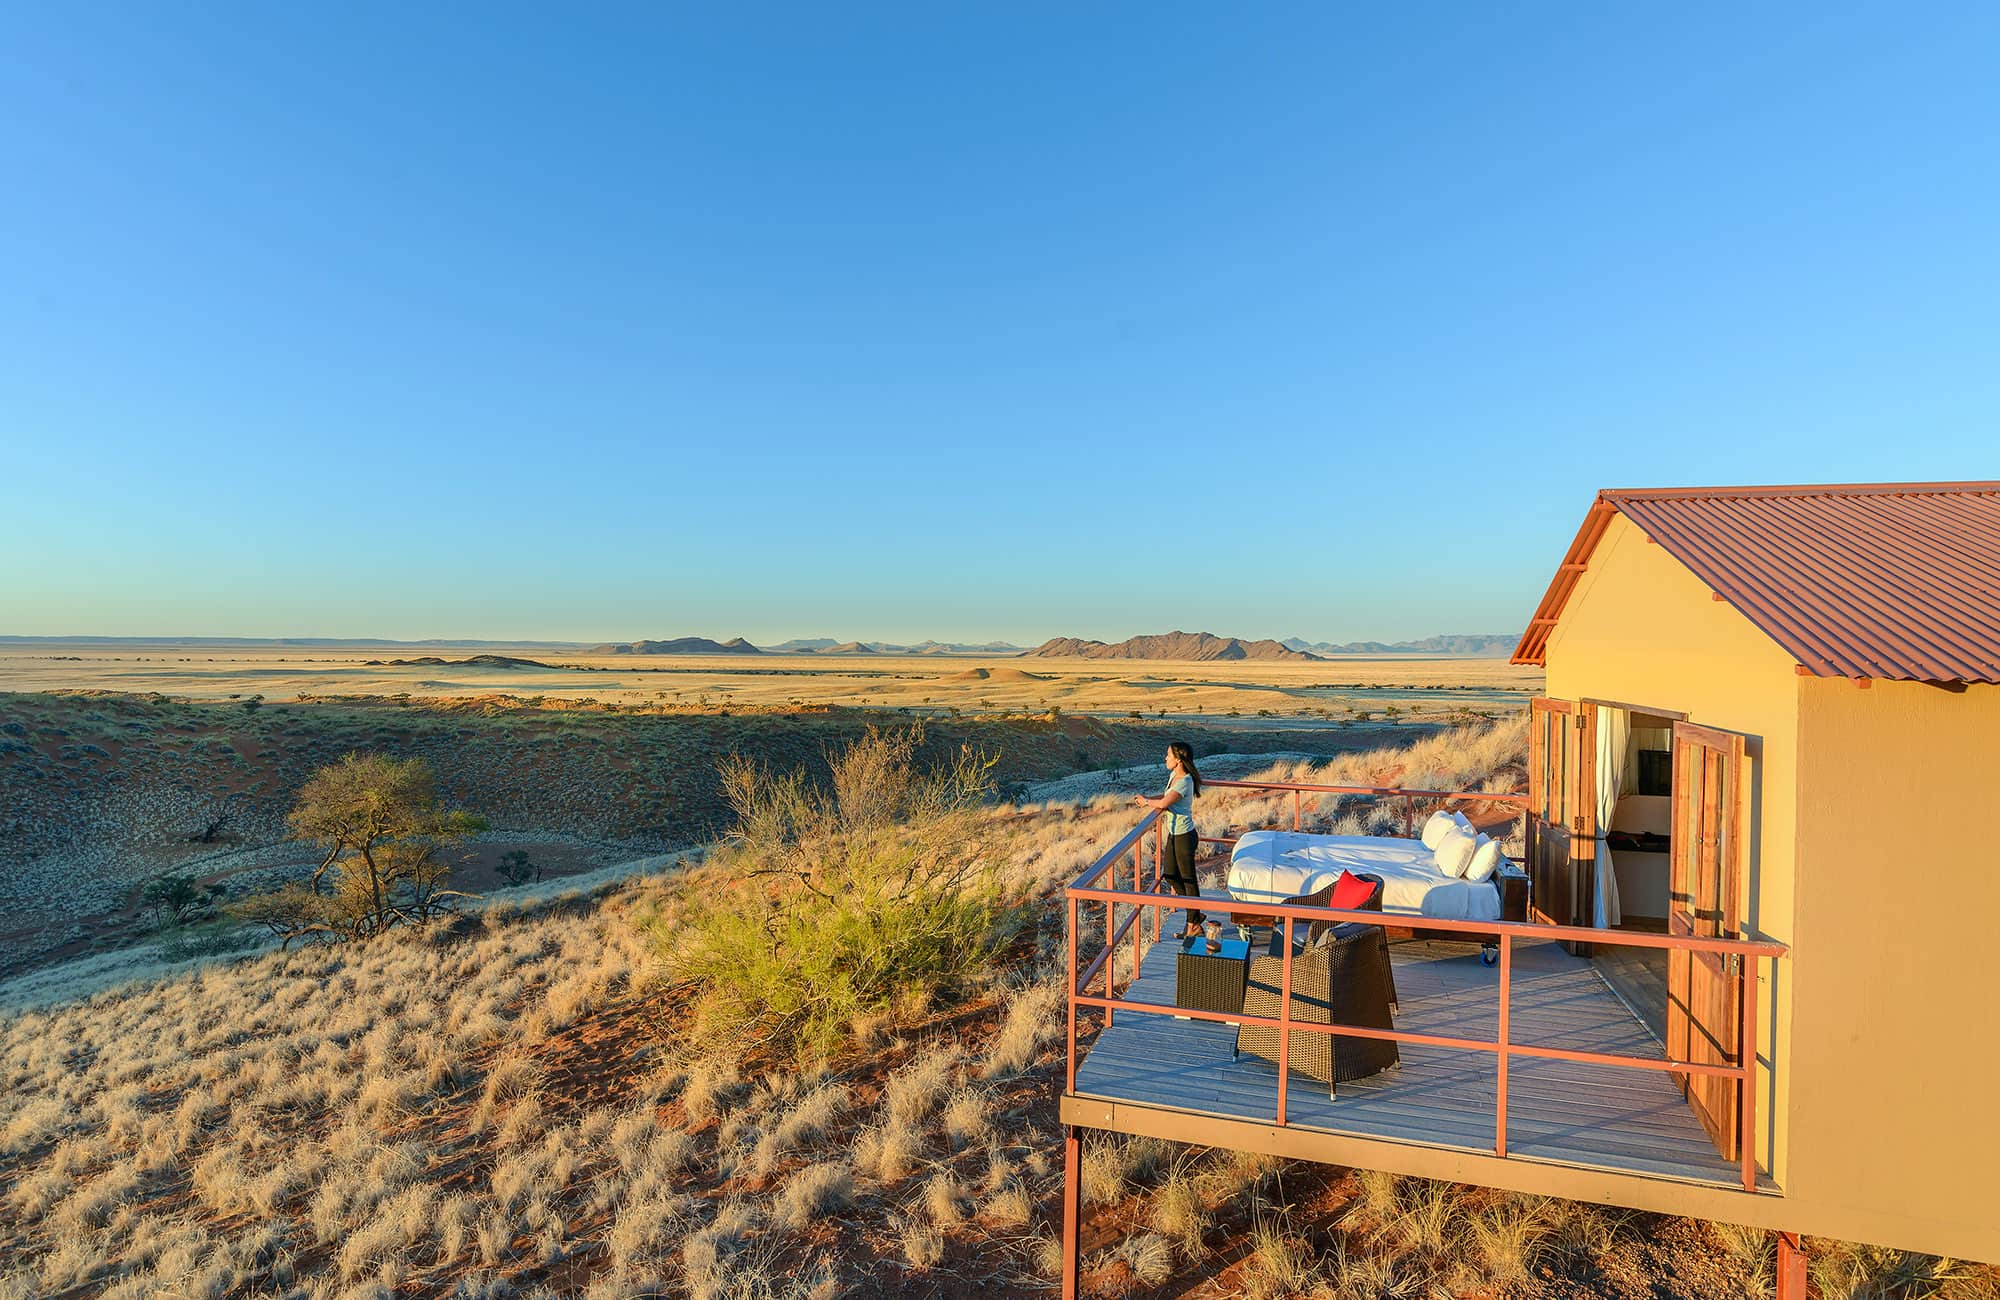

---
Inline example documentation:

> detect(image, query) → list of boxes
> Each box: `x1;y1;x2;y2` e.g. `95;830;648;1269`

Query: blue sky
3;4;1996;645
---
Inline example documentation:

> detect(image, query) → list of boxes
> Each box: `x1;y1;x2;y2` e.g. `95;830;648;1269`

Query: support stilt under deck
1061;1125;1081;1300
1778;1231;1807;1300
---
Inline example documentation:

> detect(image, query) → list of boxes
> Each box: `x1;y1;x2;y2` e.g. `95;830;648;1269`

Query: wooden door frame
1527;698;1598;952
1526;698;1571;930
1571;702;1600;955
1666;721;1747;1163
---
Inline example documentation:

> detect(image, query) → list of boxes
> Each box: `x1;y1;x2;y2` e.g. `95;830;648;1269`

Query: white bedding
1225;829;1509;922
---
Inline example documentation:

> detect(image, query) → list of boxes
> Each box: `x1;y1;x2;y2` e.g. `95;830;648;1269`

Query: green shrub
496;849;539;887
140;873;226;928
652;727;1006;1060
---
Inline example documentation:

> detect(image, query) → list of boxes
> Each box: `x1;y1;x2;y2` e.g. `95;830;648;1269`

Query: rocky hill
1283;634;1519;656
765;638;1027;654
1027;631;1320;662
589;637;764;655
369;654;557;669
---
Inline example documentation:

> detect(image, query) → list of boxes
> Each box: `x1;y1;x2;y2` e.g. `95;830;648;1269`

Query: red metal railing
1062;779;1788;1196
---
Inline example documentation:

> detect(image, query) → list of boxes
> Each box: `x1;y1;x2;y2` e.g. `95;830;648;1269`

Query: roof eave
1510;497;1619;666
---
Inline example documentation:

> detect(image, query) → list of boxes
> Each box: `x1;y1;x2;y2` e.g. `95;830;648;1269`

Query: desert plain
0;644;1541;724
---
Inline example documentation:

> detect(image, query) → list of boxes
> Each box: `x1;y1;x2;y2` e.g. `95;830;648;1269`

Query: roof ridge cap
1602;481;2000;502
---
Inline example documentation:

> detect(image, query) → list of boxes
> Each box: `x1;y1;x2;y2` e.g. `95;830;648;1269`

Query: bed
1224;829;1531;963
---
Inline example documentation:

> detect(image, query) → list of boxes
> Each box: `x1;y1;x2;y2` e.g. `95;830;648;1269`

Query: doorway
1531;698;1750;1163
1594;708;1684;1043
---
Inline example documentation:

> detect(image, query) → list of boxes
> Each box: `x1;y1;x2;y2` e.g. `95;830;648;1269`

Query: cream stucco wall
1789;678;2000;1261
1541;512;1801;1188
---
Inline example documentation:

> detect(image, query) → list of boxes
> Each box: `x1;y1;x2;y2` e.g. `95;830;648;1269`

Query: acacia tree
140;873;226;928
235;753;486;945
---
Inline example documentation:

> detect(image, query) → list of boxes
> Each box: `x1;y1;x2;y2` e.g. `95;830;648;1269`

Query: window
1636;747;1672;795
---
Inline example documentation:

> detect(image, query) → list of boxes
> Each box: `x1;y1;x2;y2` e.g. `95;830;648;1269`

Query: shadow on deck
1073;923;1743;1186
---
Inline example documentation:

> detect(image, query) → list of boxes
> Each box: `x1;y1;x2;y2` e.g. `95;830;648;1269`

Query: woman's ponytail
1169;740;1201;795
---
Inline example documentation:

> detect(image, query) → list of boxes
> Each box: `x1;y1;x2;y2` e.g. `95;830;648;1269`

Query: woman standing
1134;741;1204;938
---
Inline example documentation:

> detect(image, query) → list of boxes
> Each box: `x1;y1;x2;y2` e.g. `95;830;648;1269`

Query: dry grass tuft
764;1080;848;1162
681;1197;760;1281
940;1085;991;1147
855;1122;919;1185
921;1171;971;1228
680;1059;742;1126
777;1161;855;1230
1809;1239;2000;1300
1245;1205;1318;1299
1118;1232;1176;1285
1081;1140;1125;1206
1196;1146;1282;1210
981;1182;1033;1228
899;1217;946;1271
1149;1159;1209;1259
882;1047;962;1129
979;977;1065;1078
1712;1222;1774;1300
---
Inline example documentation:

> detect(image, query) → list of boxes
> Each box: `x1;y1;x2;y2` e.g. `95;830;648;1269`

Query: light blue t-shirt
1163;773;1195;835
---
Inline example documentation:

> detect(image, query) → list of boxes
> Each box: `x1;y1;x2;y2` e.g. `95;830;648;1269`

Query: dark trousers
1163;828;1202;926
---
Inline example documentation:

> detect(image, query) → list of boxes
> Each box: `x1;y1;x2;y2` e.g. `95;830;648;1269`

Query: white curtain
1593;707;1628;928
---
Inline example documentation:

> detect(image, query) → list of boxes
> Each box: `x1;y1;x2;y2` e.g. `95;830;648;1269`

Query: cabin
1055;481;2000;1298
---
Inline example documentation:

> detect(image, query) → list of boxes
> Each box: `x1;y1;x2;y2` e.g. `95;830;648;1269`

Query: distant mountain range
589;637;763;656
0;632;1516;657
585;637;1032;656
1026;632;1320;662
1281;634;1518;657
367;654;557;669
764;638;1026;656
1022;631;1519;661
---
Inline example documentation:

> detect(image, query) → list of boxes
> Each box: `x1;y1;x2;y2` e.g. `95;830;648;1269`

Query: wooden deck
1073;922;1744;1187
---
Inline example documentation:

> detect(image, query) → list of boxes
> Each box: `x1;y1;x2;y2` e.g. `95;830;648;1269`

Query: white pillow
1420;810;1458;850
1435;827;1478;879
1452;810;1475;835
1465;835;1503;883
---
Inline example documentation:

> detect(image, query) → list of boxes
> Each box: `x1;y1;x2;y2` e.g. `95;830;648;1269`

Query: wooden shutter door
1527;698;1581;930
1666;721;1747;1163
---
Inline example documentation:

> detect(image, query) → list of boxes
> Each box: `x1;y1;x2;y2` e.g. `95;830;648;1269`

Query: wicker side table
1174;937;1251;1018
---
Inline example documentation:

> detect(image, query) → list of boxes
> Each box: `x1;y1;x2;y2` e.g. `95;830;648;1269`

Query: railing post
1153;818;1163;942
1292;789;1301;831
1061;1125;1081;1300
1066;894;1078;1094
1740;953;1759;1193
1275;914;1293;1125
1104;895;1115;1030
1495;931;1512;1157
1131;841;1143;987
1777;1231;1806;1300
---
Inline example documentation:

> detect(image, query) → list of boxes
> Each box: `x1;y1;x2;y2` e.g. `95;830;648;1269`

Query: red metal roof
1512;482;2000;683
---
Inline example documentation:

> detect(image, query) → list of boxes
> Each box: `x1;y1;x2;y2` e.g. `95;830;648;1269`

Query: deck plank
1073;931;1738;1186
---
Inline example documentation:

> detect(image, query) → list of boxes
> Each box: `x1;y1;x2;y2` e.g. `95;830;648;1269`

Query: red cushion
1331;870;1376;911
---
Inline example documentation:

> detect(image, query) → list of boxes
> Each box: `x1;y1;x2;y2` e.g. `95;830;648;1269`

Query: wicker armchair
1233;921;1400;1096
1238;873;1398;1009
